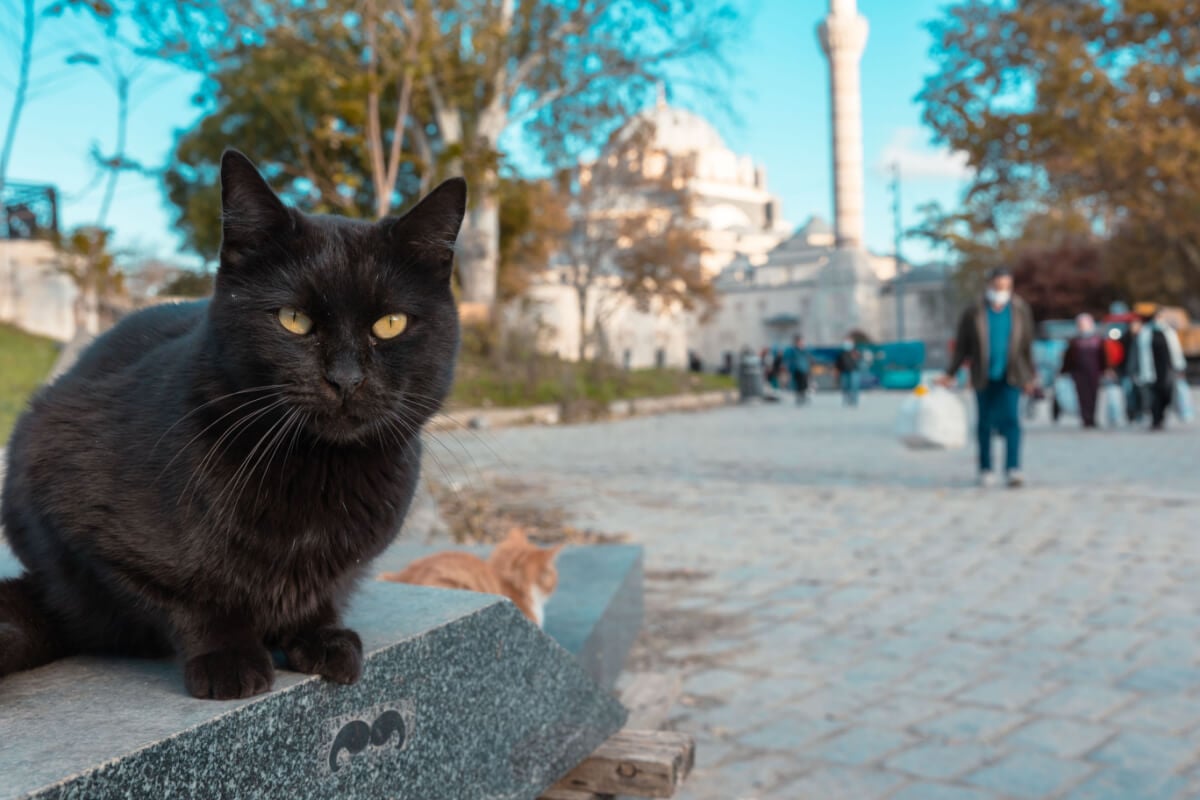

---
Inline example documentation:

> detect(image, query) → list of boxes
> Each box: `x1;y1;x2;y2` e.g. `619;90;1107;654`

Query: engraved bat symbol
329;710;407;773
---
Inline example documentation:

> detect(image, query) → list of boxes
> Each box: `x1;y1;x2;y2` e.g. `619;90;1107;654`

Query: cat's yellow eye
277;307;313;335
372;313;408;340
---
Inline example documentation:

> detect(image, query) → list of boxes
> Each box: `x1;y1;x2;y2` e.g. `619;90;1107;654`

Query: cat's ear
219;149;294;267
547;543;565;562
386;178;467;279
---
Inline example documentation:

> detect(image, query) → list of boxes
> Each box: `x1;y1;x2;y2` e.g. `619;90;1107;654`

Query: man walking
783;335;811;405
939;267;1036;487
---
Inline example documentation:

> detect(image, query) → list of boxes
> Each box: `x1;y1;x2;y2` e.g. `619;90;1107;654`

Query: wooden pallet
540;729;694;800
539;671;691;800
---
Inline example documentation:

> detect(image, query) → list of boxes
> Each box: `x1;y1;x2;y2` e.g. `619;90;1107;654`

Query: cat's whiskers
253;408;305;504
395;389;512;481
178;396;290;512
388;394;504;495
382;411;466;504
158;390;285;483
151;384;287;456
276;411;309;495
216;405;303;524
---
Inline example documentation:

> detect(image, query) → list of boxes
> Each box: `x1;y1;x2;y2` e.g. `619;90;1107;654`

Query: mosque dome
608;90;730;157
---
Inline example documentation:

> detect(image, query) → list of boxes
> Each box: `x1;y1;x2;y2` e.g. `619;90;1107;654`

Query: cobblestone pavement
433;391;1200;800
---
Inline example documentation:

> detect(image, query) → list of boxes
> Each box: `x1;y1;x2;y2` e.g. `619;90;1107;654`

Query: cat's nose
324;363;364;399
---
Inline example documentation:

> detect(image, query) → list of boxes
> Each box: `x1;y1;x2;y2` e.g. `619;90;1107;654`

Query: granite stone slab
0;549;627;800
372;543;645;690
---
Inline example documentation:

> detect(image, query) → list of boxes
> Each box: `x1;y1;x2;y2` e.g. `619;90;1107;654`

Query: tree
913;203;1118;321
0;0;116;221
160;269;213;297
497;176;571;305
919;0;1200;310
162;18;424;261
554;117;714;361
136;0;740;312
52;225;125;331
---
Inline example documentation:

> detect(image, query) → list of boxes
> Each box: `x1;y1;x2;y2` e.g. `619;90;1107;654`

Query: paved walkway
436;391;1200;800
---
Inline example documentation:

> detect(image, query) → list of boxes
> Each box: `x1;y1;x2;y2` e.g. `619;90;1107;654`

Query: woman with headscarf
1060;313;1108;428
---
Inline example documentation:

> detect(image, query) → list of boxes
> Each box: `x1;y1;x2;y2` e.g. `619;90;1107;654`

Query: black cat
0;150;466;699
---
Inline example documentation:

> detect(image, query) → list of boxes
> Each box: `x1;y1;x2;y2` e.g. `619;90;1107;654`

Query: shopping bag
896;386;967;450
1053;375;1079;418
1102;381;1125;428
1174;379;1195;423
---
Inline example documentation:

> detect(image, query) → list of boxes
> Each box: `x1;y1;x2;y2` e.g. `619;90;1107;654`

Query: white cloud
876;127;973;181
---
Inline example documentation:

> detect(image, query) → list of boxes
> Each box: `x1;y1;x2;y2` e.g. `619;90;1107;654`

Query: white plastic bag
896;386;968;450
1175;379;1195;423
1103;381;1125;428
1054;375;1079;418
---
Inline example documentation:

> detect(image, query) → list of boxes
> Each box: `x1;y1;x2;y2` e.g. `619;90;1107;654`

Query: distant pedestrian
1061;313;1108;429
938;267;1036;488
1128;304;1186;431
835;338;862;406
783;335;811;405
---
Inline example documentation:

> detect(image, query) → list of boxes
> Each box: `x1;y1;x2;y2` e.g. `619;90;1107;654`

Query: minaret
818;0;869;251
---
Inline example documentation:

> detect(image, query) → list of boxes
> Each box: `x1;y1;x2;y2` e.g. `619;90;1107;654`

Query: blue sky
0;0;969;265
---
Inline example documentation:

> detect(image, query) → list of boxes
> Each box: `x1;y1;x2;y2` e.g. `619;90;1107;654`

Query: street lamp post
891;162;905;341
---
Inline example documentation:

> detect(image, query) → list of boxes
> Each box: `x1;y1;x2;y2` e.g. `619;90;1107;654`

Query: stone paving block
684;668;751;697
1048;657;1136;685
841;657;914;691
1074;629;1145;657
1119;664;1200;694
738;715;843;751
885;742;997;781
804;726;914;766
1085;605;1145;627
1130;634;1200;664
776;765;906;800
677;754;796;800
1006;718;1114;759
915;707;1027;743
953;618;1023;644
1087;730;1200;773
956;676;1057;711
1018;623;1086;649
1032;685;1136;720
889;782;998;800
965;752;1095;799
1107;694;1200;735
903;664;978;698
1063;768;1188;800
853;693;952;730
991;647;1072;678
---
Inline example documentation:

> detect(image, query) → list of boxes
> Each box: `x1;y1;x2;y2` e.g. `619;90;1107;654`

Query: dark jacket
836;349;860;374
947;296;1036;391
1061;335;1107;379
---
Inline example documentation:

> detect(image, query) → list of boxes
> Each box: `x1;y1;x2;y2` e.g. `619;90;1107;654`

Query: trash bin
738;352;764;402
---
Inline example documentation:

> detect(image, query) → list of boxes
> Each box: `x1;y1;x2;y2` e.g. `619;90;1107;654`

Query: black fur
0;150;466;699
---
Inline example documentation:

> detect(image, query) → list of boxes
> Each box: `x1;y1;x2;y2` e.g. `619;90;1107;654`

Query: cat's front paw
184;645;275;700
283;627;363;685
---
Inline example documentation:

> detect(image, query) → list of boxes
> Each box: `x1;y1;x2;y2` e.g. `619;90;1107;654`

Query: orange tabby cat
378;529;563;626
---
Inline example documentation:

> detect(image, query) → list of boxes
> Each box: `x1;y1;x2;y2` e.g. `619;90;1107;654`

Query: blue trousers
840;372;861;406
976;380;1021;472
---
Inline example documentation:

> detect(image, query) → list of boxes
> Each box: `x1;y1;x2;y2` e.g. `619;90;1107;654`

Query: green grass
449;349;734;412
0;323;59;442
